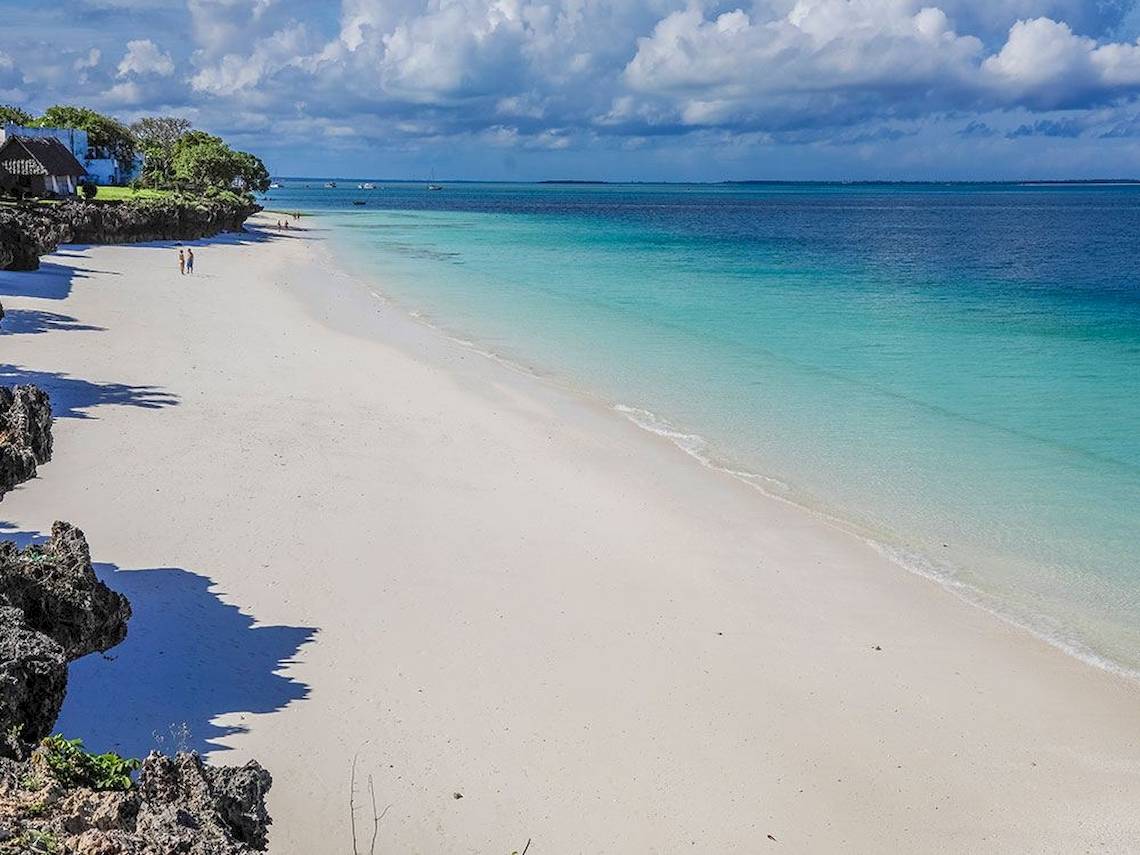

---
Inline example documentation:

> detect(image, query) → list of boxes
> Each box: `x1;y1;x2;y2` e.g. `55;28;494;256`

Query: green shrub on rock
39;735;140;791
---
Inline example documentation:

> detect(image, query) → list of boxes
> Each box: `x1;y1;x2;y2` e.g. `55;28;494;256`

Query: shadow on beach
0;521;36;547
53;561;317;758
0;309;105;337
0;261;108;301
2;221;315;758
0;522;316;758
0;226;295;302
0;364;178;419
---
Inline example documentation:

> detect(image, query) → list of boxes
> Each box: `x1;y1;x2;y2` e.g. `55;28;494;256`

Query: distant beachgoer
186;248;195;274
178;249;185;275
283;219;289;230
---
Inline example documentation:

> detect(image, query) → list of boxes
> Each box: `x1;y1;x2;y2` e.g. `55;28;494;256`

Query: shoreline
3;216;1140;850
323;218;1140;686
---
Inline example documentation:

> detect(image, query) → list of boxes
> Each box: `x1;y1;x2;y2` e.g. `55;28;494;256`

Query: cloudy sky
2;0;1140;180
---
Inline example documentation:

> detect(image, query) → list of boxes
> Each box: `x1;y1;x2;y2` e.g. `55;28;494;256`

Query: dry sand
2;217;1139;853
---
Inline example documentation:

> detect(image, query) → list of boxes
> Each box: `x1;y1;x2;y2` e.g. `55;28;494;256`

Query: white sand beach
2;217;1139;852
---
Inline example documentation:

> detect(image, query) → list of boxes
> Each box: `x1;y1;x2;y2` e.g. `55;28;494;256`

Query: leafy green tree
130;116;191;151
171;131;239;189
0;104;34;126
130;116;192;187
36;105;137;171
234;149;271;193
171;131;270;193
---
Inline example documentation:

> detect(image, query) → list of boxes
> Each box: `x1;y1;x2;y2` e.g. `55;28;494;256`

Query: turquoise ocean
265;181;1140;674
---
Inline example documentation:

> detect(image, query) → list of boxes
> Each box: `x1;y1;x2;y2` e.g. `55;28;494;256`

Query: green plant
40;735;140;791
19;830;58;853
170;130;270;193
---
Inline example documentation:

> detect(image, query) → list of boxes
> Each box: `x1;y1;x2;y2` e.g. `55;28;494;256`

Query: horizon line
271;176;1140;186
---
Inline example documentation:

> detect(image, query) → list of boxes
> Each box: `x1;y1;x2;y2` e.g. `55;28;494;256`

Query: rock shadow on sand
0;364;178;419
0;309;105;336
0;261;112;301
54;562;316;759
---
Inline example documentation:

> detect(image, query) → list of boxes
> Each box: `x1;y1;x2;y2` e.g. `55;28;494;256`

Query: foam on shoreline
339;252;1140;684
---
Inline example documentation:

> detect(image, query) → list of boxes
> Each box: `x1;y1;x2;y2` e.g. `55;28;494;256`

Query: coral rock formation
0;751;273;854
0;385;53;498
0;197;262;271
0;523;131;753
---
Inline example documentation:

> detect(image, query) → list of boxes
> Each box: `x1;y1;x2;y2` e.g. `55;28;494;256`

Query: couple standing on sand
177;248;195;275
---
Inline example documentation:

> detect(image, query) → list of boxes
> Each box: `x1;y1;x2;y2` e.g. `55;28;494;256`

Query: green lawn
93;186;171;201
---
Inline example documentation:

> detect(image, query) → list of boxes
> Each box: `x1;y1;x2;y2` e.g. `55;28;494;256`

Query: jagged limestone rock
134;753;273;853
0;384;52;498
0;606;67;758
0;522;130;660
0;751;273;854
1;197;262;271
0;207;68;271
0;523;131;752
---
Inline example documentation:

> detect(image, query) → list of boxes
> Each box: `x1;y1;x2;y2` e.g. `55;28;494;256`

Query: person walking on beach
178;249;185;275
186;248;194;275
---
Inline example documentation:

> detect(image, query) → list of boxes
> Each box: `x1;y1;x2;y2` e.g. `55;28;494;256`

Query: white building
0;123;142;185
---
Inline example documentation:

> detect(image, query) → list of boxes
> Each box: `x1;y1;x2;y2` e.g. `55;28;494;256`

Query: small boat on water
359;183;377;190
324;181;337;188
269;182;281;189
427;184;443;191
352;200;366;206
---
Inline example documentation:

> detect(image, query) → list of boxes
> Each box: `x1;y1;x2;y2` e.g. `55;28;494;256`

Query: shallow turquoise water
268;182;1140;672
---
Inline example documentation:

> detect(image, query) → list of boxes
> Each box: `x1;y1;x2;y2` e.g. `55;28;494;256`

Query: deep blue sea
263;180;1140;673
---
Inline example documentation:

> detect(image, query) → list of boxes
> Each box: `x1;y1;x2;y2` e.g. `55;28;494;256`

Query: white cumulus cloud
117;39;175;77
190;24;312;94
983;17;1140;107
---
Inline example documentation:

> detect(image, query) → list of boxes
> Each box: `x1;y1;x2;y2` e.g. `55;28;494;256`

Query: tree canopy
131;116;192;152
131;116;193;188
171;131;271;193
0;105;34;126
